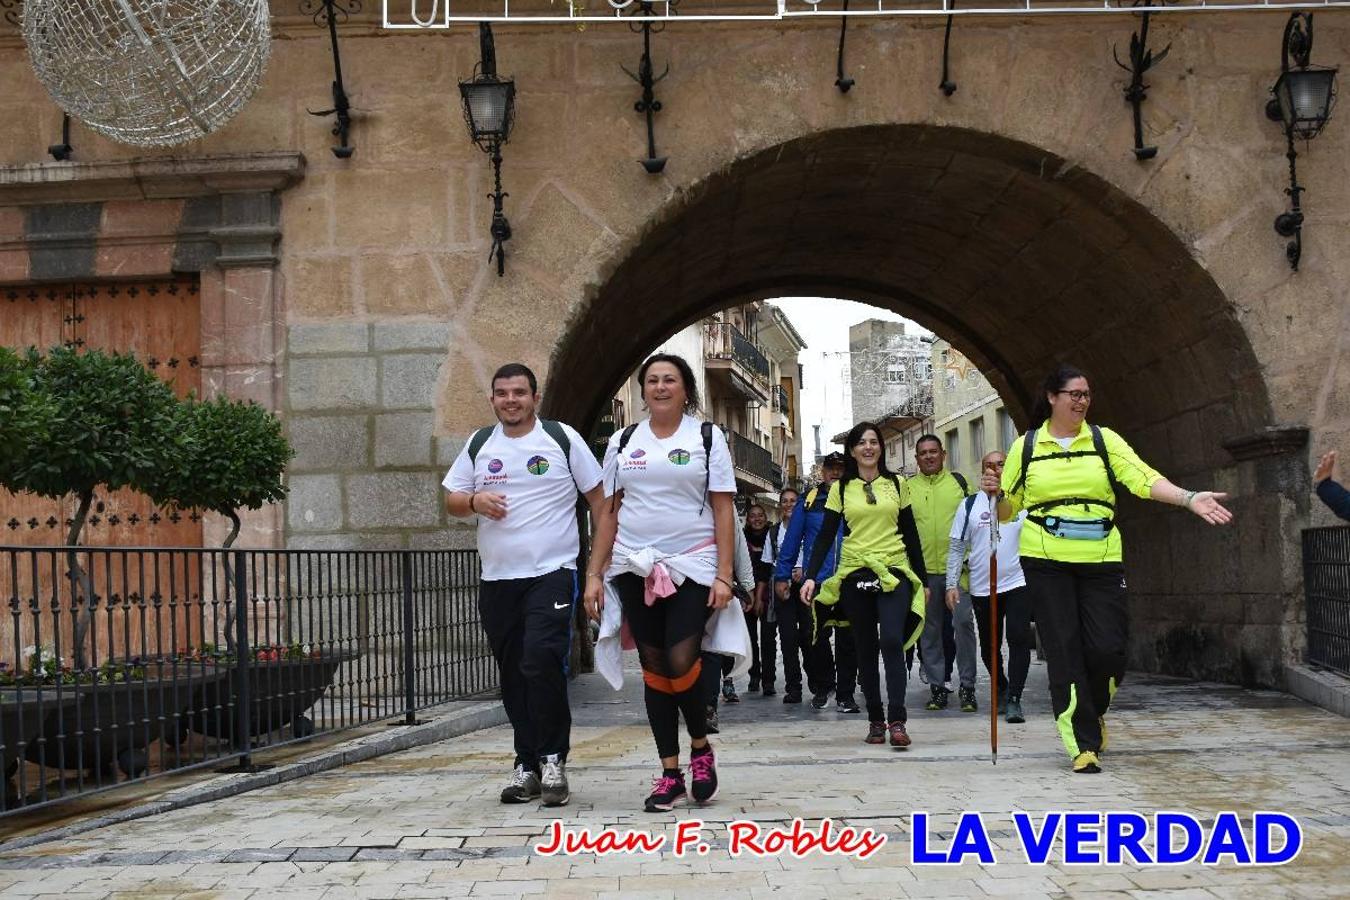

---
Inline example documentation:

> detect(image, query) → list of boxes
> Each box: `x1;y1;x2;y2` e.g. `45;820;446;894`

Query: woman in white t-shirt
584;353;738;812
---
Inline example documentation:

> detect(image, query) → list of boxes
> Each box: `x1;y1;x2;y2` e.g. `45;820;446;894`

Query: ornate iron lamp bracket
1112;0;1171;161
836;0;855;93
302;0;359;158
621;0;674;174
1264;12;1338;271
49;112;73;161
939;0;957;96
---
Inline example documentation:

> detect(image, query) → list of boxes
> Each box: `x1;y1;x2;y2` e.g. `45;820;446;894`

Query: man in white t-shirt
443;363;607;807
945;449;1034;725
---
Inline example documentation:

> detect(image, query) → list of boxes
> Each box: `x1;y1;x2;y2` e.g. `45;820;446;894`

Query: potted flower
5;644;227;782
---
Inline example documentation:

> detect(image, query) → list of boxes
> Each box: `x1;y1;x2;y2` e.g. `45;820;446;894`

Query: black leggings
616;573;711;758
838;572;920;723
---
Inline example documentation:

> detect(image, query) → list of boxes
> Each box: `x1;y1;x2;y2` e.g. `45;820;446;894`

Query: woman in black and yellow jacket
801;422;929;748
997;364;1233;774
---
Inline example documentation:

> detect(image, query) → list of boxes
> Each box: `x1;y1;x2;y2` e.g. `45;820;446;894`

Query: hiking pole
989;503;1000;766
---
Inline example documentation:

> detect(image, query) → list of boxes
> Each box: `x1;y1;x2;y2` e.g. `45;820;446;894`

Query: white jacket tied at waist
595;541;752;690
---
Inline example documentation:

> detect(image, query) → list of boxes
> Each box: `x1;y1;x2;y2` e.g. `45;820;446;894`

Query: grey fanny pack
1028;514;1114;541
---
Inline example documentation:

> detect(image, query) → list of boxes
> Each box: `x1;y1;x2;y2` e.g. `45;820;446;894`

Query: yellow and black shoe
1072;751;1102;774
1098;716;1108;754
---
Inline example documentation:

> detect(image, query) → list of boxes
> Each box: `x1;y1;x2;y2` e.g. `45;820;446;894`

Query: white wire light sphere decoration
22;0;273;148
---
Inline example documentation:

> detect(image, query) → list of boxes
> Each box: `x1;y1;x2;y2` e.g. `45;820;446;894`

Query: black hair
637;353;700;412
1029;363;1089;426
840;421;894;486
491;362;538;395
780;487;800;500
915;433;943;451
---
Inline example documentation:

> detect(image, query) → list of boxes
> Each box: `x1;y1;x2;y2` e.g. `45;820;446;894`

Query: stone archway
544;123;1298;689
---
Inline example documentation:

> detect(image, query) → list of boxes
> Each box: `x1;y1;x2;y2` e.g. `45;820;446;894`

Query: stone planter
19;664;228;779
187;650;356;743
1;689;80;794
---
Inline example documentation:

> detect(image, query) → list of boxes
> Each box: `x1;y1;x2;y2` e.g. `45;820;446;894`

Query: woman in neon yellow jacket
997;364;1233;775
801;422;929;749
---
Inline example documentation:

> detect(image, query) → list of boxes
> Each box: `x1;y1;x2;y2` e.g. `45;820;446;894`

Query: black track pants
478;568;576;768
1021;557;1128;758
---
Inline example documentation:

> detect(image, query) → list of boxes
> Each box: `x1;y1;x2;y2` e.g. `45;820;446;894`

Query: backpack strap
700;421;714;516
960;492;979;542
467;425;495;465
1090;424;1124;502
770;522;780;559
609;424;641;511
539;419;573;475
951;471;969;496
1010;427;1038;497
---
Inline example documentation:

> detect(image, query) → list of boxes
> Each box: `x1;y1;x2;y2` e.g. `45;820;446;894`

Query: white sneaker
540;754;570;807
500;764;541;804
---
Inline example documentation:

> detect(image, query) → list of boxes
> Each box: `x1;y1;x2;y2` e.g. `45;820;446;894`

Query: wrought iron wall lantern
460;22;517;277
1264;12;1337;271
1113;0;1170;160
622;0;674;173
303;0;358;158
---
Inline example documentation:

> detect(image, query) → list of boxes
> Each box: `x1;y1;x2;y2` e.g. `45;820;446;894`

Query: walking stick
989;499;1000;766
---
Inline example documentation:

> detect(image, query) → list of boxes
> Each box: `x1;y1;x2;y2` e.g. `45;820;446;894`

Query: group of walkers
444;356;1234;811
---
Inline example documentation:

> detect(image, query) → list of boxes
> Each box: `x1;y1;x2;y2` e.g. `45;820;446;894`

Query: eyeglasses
1056;390;1092;402
863;481;877;505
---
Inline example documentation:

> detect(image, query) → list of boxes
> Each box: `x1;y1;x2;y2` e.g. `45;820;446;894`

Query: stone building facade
1;5;1347;691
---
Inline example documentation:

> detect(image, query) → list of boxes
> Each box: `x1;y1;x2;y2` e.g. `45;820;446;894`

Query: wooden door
0;278;203;667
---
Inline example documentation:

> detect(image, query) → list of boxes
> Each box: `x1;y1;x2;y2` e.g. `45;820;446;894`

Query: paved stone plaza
1;656;1348;898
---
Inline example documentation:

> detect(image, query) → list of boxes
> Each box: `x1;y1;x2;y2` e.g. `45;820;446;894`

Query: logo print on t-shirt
487;459;504;474
630;449;646;459
668;449;691;466
526;455;550;476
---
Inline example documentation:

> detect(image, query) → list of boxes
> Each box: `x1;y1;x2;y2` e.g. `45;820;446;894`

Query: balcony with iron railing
704;322;771;403
727;429;779;491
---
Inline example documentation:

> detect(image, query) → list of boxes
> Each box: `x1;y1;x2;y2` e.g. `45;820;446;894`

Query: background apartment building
601;302;807;509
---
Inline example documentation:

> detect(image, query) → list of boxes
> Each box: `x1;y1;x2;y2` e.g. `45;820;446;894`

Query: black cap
822;451;846;467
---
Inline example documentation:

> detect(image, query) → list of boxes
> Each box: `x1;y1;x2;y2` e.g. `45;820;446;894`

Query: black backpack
468;419;575;479
614;421;715;514
1009;424;1124;518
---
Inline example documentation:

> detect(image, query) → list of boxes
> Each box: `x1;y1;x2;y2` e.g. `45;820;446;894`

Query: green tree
146;396;293;548
6;347;178;668
0;347;39;486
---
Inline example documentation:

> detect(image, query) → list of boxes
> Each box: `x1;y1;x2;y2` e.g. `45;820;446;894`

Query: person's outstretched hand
1315;451;1337;483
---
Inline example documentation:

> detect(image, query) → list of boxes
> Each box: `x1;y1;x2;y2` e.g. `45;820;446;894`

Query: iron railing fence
704;322;771;381
0;547;494;818
1303;527;1350;677
728;431;779;488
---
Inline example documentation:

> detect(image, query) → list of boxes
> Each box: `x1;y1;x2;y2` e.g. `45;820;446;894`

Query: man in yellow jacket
908;434;975;712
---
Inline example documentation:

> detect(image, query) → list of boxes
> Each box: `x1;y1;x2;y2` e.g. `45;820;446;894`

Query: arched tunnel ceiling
545;124;1270;472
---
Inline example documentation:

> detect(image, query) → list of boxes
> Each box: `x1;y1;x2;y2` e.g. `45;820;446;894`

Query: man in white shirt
945;449;1034;724
444;363;608;806
763;488;812;703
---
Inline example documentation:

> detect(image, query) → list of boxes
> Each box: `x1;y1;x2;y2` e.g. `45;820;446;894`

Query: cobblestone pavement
2;653;1349;898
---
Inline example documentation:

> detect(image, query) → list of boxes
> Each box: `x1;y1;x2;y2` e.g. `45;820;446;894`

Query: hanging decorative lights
21;0;272;148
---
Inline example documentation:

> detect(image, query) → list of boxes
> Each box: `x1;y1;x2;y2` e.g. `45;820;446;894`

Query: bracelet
468;492;477;513
586;571;604;579
715;576;733;590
